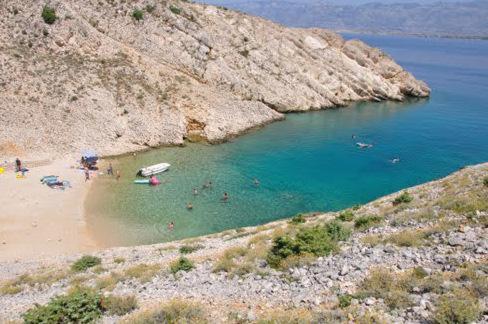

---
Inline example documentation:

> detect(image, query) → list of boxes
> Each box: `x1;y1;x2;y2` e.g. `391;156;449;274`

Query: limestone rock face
0;0;430;157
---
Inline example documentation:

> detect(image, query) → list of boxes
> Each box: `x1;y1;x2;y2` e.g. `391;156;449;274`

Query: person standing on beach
15;158;21;172
84;167;90;182
116;170;121;181
107;163;113;176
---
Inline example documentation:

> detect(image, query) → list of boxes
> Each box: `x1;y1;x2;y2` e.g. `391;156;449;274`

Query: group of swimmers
185;178;260;211
165;178;260;232
352;134;401;164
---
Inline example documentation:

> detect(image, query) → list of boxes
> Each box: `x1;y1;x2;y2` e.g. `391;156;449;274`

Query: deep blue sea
86;34;488;246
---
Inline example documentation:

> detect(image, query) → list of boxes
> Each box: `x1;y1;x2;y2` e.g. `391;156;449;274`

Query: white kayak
138;163;170;177
356;142;373;149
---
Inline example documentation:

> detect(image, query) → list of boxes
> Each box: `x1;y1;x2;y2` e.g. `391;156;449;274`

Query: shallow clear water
86;34;488;247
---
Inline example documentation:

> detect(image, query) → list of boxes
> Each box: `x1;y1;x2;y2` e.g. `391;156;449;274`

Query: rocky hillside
0;0;429;158
1;163;486;323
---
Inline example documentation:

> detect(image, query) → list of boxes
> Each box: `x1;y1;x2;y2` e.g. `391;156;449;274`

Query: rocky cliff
0;0;429;157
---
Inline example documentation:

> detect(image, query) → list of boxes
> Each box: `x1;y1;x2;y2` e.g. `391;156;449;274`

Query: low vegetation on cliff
0;163;486;323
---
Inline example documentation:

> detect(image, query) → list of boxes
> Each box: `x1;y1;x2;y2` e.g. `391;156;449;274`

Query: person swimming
253;178;260;187
202;181;212;189
168;221;174;231
193;188;198;195
187;202;193;210
222;192;229;202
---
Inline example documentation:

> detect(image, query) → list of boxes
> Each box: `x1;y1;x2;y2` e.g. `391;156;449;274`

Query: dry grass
123;264;162;283
384;229;426;247
390;207;437;226
213;236;271;276
0;270;67;295
256;308;314;323
121;299;207;324
361;234;384;247
433;288;482;324
278;253;316;269
95;272;123;291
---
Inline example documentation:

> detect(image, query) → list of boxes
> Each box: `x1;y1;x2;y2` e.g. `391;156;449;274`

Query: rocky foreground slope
0;0;429;158
0;163;486;323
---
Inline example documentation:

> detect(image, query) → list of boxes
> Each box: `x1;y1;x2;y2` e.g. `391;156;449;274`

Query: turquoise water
87;35;488;247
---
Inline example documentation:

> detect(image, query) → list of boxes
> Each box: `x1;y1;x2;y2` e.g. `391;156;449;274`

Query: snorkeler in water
222;192;229;202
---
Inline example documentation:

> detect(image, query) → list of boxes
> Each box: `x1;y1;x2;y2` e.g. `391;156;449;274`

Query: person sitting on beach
107;163;113;176
222;192;229;202
187;202;193;210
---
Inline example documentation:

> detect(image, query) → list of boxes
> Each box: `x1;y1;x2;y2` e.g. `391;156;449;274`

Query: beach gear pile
81;149;99;170
41;175;71;190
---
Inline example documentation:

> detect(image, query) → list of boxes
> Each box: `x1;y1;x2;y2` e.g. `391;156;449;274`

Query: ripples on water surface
86;34;488;246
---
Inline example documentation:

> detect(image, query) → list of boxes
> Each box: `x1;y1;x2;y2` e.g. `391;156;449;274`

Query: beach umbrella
81;149;97;158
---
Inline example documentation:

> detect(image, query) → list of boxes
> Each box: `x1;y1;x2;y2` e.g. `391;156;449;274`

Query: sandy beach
0;158;98;262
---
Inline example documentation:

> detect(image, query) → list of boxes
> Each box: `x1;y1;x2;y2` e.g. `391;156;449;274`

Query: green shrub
338;294;353;308
132;9;144;21
41;6;57;25
169;5;181;15
433;289;481;324
102;295;138;316
23;287;102;323
354;215;382;230
267;226;337;268
393;191;413;205
337;210;354;222
289;214;306;224
324;221;351;241
483;176;488;187
170;257;194;274
179;244;204;254
71;255;102;272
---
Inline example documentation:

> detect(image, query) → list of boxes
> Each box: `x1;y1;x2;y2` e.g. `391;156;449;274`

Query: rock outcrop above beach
0;0;430;157
0;163;486;323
